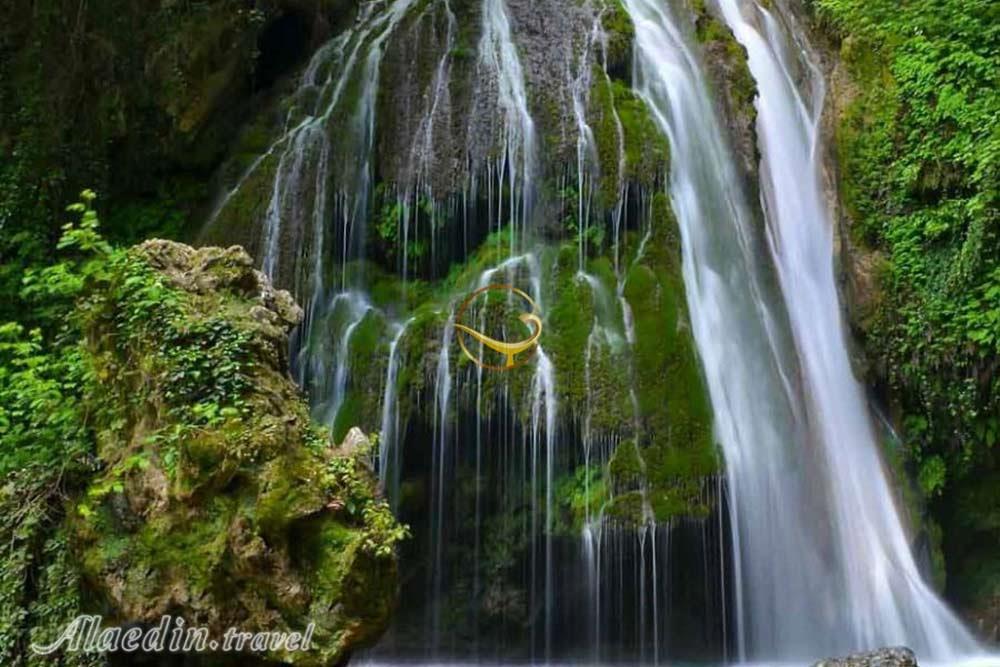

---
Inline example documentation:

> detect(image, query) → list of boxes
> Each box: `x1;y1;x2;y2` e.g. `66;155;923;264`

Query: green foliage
0;193;121;661
0;324;90;477
0;194;123;657
162;320;252;414
0;192;109;478
818;0;999;608
0;470;107;667
554;465;607;533
0;0;271;322
372;184;438;269
360;502;411;559
819;0;999;488
315;437;409;557
918;455;948;497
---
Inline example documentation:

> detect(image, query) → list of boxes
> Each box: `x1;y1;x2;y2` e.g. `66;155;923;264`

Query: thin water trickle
429;311;455;654
380;318;414;507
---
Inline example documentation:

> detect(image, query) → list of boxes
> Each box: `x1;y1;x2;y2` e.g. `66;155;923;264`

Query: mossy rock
689;0;759;191
600;0;636;81
69;240;404;666
618;193;720;520
589;74;671;195
605;490;647;527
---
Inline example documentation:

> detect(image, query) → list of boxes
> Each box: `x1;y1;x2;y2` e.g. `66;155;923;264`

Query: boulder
813;646;918;667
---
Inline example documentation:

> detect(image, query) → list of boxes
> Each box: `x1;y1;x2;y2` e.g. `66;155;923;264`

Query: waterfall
429;312;455;653
713;0;980;658
198;0;994;659
324;291;374;425
379;318;413;508
569;14;602;271
623;0;981;659
476;0;538;249
207;0;418;437
624;0;803;658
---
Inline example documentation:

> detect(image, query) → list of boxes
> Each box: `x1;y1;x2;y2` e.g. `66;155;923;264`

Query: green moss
395;303;446;404
588;27;670;196
618;192;718;518
342;311;392;438
545;245;597;406
589;71;625;205
293;517;360;606
605;490;646;527
201;147;282;250
614;80;671;185
333;393;365;443
257;452;327;534
691;0;757;131
646;476;712;521
599;0;636;79
136;500;232;593
609;439;644;484
45;240;406;665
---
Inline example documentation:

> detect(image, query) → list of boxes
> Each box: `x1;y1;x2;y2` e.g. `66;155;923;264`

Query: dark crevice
255;11;311;90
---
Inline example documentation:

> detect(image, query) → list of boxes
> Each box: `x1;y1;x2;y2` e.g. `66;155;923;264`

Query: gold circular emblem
454;284;543;371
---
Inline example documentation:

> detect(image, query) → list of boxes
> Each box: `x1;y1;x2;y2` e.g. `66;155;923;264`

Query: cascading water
625;0;810;659
207;0;419;440
624;0;982;660
473;0;538;252
713;0;981;658
429;312;455;653
379;318;413;508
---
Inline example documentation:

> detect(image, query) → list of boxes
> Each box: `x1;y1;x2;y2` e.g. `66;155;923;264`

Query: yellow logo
454;284;542;370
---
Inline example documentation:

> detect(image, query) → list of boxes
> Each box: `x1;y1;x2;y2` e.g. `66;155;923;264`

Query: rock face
813;647;919;667
689;0;760;199
70;240;404;665
966;598;1000;645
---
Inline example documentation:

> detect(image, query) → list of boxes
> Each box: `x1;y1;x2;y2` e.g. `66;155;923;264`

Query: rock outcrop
68;240;404;665
689;0;760;200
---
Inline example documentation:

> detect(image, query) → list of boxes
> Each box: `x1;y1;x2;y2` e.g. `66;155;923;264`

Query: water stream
627;0;982;660
713;0;979;658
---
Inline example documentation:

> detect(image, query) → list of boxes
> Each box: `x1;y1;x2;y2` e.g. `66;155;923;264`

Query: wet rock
966;595;1000;645
689;0;759;198
813;646;919;667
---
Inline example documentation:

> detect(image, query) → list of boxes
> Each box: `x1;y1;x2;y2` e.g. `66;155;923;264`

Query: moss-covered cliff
814;0;999;638
0;200;404;665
